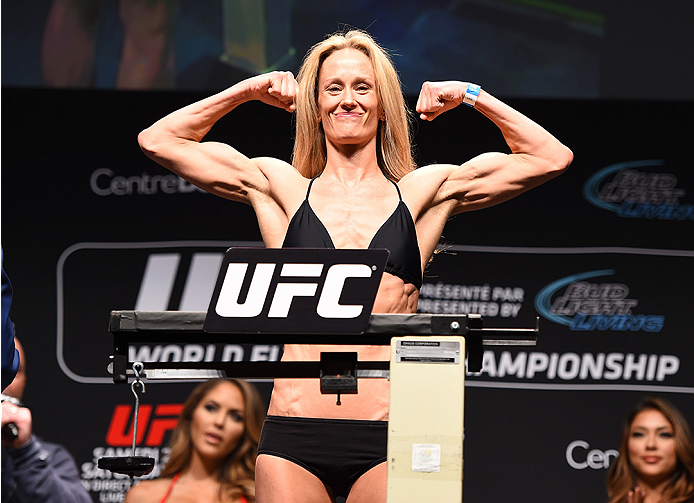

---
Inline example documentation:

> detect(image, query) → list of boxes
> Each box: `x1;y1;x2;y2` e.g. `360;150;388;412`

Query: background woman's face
628;409;677;484
189;381;246;462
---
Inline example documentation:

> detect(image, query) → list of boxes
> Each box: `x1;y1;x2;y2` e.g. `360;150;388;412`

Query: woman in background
125;378;265;503
607;396;694;503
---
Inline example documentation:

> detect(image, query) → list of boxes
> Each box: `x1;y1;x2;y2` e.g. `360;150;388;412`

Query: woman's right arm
137;71;299;203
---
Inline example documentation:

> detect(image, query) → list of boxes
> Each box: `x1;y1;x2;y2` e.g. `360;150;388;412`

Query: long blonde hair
161;379;266;502
292;29;416;180
606;397;694;503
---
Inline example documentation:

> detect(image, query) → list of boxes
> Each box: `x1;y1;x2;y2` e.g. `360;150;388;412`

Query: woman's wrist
462;83;481;107
226;78;258;106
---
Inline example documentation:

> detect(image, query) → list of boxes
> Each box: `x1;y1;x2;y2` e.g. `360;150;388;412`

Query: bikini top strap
386;177;403;201
305;175;320;200
159;473;181;503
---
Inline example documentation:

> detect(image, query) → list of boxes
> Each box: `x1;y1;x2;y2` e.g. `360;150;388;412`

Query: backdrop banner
1;88;691;503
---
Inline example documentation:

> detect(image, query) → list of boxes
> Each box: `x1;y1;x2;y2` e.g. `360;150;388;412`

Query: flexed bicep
158;139;272;203
405;151;563;219
445;152;550;213
138;71;300;203
416;81;572;213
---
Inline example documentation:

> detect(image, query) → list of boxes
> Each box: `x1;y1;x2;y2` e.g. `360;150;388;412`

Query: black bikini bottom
257;415;388;499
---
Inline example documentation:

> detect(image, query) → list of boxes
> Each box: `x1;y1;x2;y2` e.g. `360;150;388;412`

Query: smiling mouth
642;456;662;463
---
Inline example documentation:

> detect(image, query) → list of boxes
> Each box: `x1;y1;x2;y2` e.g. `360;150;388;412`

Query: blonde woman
138;29;572;502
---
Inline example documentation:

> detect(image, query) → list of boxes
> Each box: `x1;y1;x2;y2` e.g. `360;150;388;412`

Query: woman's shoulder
253;156;304;180
397;163;459;215
125;477;175;503
398;163;458;190
254;157;309;198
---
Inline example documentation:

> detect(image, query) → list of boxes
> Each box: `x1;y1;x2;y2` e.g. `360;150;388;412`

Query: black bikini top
282;176;423;289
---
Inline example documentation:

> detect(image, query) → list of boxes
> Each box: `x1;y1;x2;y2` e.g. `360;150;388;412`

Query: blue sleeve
1;246;19;390
6;436;93;503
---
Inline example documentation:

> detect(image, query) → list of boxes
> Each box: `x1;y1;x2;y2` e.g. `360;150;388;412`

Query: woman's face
189;381;246;462
317;48;382;147
627;409;678;484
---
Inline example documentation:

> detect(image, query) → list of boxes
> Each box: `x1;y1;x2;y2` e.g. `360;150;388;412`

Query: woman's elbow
551;144;573;175
137;127;158;157
562;145;574;170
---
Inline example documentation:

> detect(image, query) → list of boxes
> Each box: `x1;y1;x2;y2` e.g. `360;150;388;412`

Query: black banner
204;248;387;335
1;88;692;503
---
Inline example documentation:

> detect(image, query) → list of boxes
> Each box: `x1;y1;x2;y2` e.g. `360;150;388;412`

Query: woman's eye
229;411;244;422
631;431;644;438
205;404;217;412
660;432;673;438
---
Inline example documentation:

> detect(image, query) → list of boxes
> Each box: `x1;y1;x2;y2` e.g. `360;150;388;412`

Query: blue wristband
463;83;481;107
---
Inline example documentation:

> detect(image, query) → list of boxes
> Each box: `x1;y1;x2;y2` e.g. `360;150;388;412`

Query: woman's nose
341;90;356;107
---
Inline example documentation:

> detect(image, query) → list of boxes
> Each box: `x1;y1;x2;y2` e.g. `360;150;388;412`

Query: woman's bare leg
256;454;334;503
346;462;387;503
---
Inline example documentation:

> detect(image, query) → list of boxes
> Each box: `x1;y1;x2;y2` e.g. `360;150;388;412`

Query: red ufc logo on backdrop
105;404;183;446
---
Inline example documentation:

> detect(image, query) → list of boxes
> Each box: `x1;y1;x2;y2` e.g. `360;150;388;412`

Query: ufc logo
215;263;373;318
105;404;183;447
205;248;386;334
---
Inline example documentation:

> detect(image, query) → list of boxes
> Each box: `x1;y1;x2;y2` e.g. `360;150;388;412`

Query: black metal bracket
319;352;358;405
466;314;485;373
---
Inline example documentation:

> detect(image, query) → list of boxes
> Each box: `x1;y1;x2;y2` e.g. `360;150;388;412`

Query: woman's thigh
346;462;387;503
256;453;334;503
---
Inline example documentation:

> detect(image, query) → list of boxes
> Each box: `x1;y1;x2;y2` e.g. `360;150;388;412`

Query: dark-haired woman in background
125;378;265;503
607;396;694;503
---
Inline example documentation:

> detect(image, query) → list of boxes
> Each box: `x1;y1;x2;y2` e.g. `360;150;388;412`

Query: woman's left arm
415;80;573;214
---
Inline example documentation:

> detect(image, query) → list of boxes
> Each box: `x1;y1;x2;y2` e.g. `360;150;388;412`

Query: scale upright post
387;336;466;501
